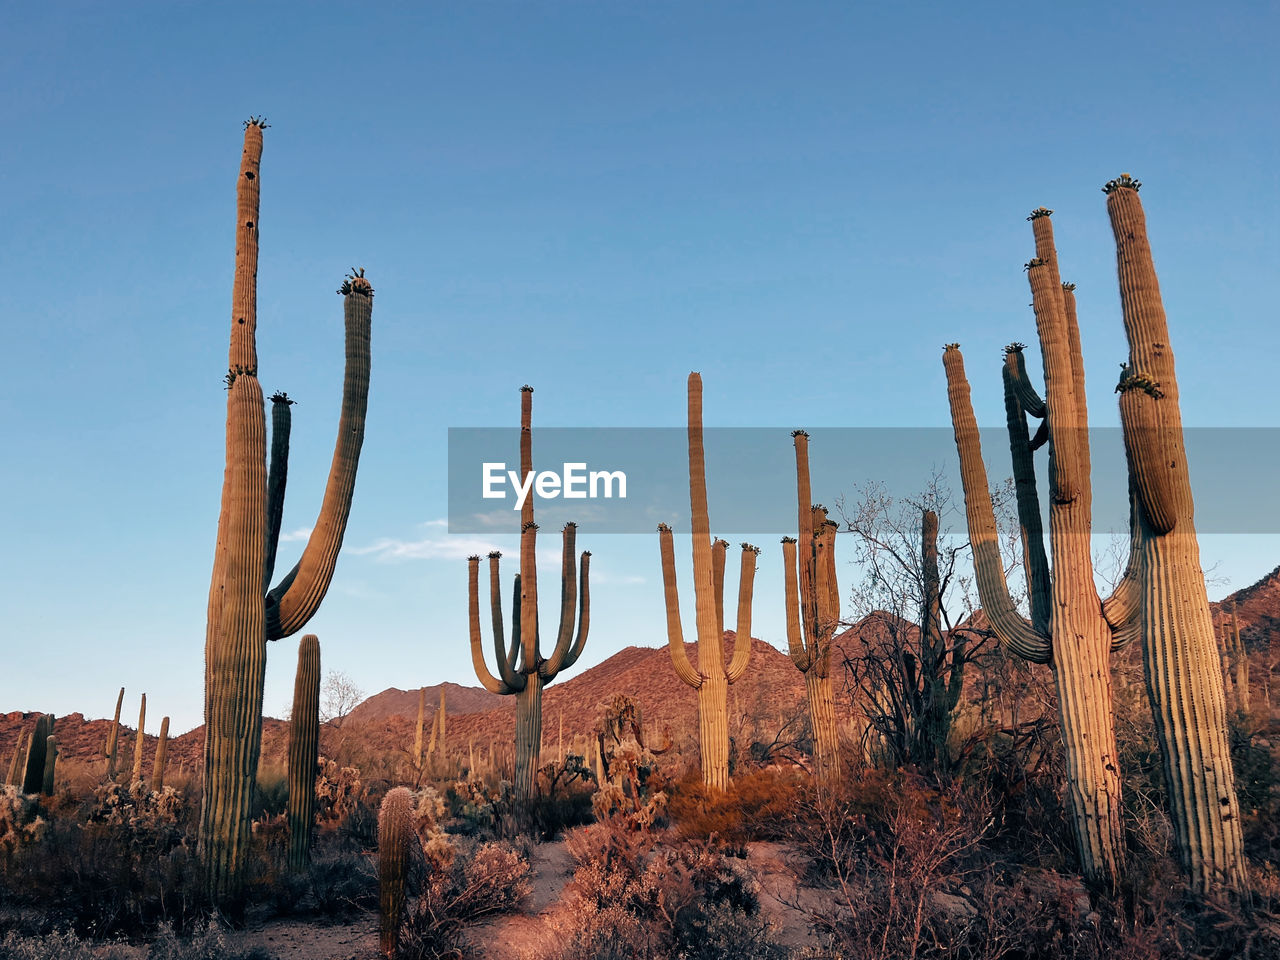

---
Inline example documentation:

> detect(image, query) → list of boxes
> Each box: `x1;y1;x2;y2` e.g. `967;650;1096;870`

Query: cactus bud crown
1103;172;1141;194
1027;206;1054;220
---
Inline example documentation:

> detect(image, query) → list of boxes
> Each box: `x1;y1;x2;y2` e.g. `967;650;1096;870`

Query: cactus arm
659;523;703;689
711;537;727;641
265;280;372;640
105;687;124;778
1102;481;1142;651
468;556;517;695
541;524;580;679
1002;358;1052;636
1003;346;1046;419
943;345;1051;663
263;392;293;592
1061;283;1091;485
559;552;591;672
1117;374;1177;535
485;552;520;679
782;537;811;672
726;543;758;683
286;635;320;871
817;516;839;677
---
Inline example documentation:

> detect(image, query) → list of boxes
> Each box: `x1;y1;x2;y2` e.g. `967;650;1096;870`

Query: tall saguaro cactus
105;687;124;779
288;635;321;872
132;694;147;785
153;718;170;791
201;119;373;906
658;373;758;791
467;387;591;800
942;208;1137;890
782;430;842;781
1105;174;1246;894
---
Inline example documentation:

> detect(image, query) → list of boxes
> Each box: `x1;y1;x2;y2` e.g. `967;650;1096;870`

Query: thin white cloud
279;527;313;542
352;535;505;562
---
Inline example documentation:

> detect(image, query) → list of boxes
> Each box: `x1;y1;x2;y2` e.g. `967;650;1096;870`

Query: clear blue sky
2;2;1276;733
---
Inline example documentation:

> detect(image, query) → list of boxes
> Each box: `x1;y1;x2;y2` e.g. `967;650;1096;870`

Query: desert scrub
0;781;205;936
552;821;782;960
666;767;800;845
395;837;532;959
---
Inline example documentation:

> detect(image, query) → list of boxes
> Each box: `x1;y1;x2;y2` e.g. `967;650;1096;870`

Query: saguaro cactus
153;718;170;792
782;430;842;781
41;736;57;796
201;119;374;905
22;715;53;795
412;687;427;775
658;373;758;791
468;387;591;800
378;786;413;957
942;208;1137;890
105;687;124;779
287;635;321;872
1105;174;1245;894
4;730;23;786
132;693;147;785
917;509;967;771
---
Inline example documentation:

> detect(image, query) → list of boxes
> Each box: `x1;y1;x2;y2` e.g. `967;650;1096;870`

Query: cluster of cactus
21;715;54;796
412;687;447;779
658;373;758;791
467;386;590;800
782;430;842;781
941;179;1244;895
201;119;373;905
287;635;321;872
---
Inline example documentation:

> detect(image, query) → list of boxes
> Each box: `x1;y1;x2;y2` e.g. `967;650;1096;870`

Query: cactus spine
468;387;591;800
22;715;53;795
658;373;757;790
287;634;321;872
943;209;1135;890
153;717;170;791
41;736;57;796
201;120;373;905
378;786;413;957
105;687;124;779
782;430;841;781
1105;175;1246;894
132;693;147;785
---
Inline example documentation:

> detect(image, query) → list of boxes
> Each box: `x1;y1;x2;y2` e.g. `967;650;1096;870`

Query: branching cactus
378;786;413;957
201;119;373;905
132;694;147;785
782;430;842;781
287;635;321;872
658;373;758;791
22;715;53;795
1105;174;1246;894
104;687;124;780
942;207;1140;890
468;387;591;800
153;718;170;792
